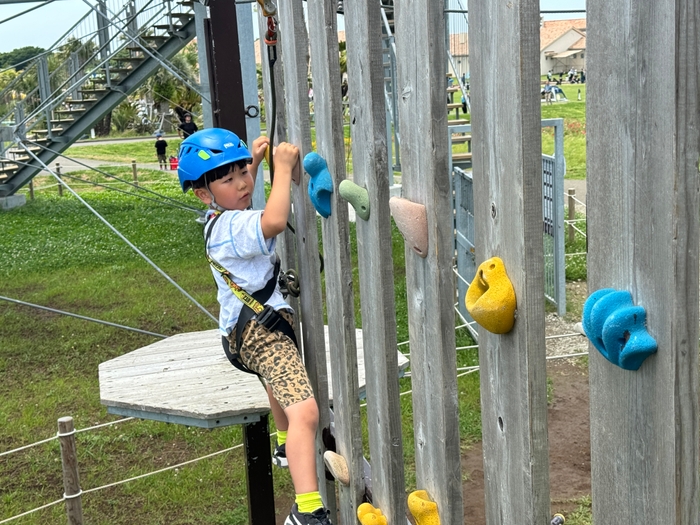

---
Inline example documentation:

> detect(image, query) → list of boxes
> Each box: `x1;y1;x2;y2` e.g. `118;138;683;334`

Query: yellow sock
277;430;287;446
296;491;323;514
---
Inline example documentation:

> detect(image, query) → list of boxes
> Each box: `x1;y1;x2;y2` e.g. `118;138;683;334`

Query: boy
155;133;168;169
177;128;332;525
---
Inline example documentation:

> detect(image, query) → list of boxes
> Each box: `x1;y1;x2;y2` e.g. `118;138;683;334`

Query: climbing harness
204;211;298;375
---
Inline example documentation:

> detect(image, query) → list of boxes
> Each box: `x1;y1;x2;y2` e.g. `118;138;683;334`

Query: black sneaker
272;442;288;468
284;504;332;525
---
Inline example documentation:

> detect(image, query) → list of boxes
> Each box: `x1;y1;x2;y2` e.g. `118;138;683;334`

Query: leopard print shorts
227;310;314;410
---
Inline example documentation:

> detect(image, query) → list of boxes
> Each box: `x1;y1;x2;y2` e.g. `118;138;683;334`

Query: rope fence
0;415;249;525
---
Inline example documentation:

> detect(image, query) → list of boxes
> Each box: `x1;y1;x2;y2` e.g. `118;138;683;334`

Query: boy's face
193;164;253;211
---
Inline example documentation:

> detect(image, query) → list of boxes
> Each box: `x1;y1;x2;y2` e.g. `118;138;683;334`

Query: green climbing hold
338;180;370;221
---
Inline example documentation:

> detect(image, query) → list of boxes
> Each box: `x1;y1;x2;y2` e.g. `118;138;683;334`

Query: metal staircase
0;0;197;197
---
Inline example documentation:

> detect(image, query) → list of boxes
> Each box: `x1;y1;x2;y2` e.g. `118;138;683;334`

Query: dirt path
462;359;591;524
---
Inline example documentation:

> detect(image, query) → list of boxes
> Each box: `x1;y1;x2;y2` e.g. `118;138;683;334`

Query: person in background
178;113;199;139
155;133;168;170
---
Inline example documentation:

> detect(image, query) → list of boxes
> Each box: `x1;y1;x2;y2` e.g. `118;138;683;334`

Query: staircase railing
0;0;193;140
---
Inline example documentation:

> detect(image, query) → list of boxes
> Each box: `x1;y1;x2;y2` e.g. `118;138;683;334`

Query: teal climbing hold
338;180;370;221
304;152;333;218
582;288;657;371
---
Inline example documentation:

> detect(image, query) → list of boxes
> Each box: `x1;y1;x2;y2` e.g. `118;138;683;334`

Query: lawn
1;167;481;525
449;82;587;179
65;138;184;164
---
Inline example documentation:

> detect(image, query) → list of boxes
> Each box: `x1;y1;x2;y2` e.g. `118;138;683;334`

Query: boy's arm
248;136;271;181
260;142;298;239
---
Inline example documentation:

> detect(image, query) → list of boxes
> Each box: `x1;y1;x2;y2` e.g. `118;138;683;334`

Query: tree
111;100;138;132
0;46;46;71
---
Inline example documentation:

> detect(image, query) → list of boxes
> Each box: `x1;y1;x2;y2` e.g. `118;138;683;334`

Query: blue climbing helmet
177;128;252;192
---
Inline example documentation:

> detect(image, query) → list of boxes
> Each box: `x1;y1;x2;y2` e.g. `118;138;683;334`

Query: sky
0;0;587;55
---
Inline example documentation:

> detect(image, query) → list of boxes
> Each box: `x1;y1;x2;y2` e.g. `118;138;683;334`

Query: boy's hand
250;136;270;165
273;142;299;174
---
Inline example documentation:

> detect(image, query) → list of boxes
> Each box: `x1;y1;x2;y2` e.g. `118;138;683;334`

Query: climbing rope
0;295;167;339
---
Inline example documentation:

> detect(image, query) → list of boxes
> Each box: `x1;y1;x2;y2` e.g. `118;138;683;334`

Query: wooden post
206;0;247;140
55;163;63;197
306;2;363;523
242;415;276;525
587;0;699;523
57;417;84;525
277;0;331;504
394;1;462;523
567;188;576;244
131;160;138;186
470;0;550;523
28;180;34;200
345;0;406;521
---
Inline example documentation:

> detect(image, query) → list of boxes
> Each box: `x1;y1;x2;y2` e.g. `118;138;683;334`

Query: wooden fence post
306;2;365;523
277;0;332;506
28;180;34;200
587;0;699;522
470;0;550;522
131;160;138;186
344;0;407;521
55;163;63;197
57;417;84;525
394;1;463;522
567;188;576;244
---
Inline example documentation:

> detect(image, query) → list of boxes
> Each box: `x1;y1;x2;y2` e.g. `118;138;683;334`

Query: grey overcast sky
0;0;586;54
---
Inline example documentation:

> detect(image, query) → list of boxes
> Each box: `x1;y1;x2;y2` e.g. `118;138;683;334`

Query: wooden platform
99;327;410;428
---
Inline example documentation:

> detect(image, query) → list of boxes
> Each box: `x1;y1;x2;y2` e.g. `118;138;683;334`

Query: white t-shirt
204;209;291;336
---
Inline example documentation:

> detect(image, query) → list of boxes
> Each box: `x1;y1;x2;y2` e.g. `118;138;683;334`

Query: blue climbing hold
582;288;657;371
304;152;333;218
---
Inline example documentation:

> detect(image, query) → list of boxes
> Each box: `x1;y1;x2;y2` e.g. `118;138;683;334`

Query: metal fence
452;119;566;339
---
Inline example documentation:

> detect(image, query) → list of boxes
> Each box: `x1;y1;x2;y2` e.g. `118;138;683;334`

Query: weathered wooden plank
306;0;364;521
344;0;407;520
586;0;699;523
393;1;462;523
100;327;408;428
468;0;549;523
277;0;331;501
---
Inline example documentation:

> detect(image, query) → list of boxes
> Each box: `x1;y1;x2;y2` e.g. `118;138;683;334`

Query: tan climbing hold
357;502;388;525
465;256;516;334
408;490;440;525
323;450;350;485
389;197;428;257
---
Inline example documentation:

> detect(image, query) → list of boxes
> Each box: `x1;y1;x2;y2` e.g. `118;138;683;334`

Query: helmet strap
204;181;226;213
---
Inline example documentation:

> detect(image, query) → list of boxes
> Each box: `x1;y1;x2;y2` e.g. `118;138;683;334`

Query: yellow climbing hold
408;490;440;525
357;502;387;525
465;256;516;334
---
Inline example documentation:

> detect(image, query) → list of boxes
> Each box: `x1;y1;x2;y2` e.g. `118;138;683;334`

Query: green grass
564;208;588;281
65;138;184;164
542;85;587;179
